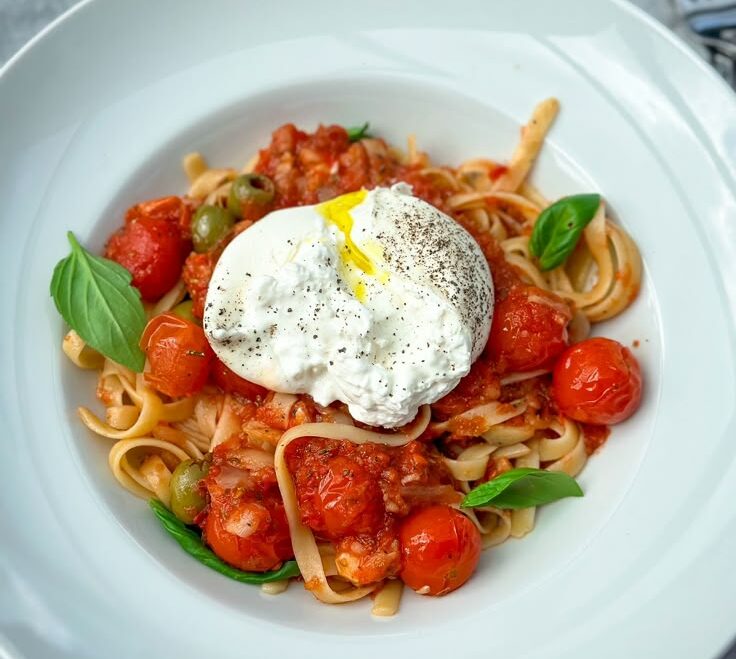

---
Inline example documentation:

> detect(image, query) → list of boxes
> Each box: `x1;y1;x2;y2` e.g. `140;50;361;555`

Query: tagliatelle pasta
57;98;644;618
273;407;431;606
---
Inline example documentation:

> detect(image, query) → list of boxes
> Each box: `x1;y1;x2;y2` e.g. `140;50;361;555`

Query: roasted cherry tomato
284;440;385;541
140;312;213;397
202;437;294;572
105;216;185;301
124;195;191;236
212;358;268;400
202;503;293;572
487;285;572;373
399;505;481;596
302;454;383;539
552;337;642;425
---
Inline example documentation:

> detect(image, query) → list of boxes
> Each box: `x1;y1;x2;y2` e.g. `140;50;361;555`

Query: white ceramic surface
1;1;735;658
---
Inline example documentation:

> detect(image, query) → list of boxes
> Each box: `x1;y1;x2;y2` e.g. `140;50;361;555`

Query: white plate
2;1;736;657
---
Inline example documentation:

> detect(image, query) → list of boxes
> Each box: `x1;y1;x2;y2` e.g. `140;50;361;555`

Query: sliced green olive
171;300;197;324
228;173;275;219
170;459;209;524
191;204;234;253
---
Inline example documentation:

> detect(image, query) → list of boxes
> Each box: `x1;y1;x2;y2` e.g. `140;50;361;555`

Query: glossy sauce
283;437;456;584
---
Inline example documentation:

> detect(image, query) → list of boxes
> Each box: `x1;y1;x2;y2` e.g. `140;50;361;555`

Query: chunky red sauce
284;437;455;584
253;123;456;212
431;358;501;420
201;436;293;572
100;122;634;583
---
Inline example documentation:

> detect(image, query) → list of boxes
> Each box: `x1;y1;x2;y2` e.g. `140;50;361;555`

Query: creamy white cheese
203;185;493;428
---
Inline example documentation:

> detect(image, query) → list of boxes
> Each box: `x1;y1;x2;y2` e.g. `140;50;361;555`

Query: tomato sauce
432;358;501;420
581;423;611;454
253;123;457;212
469;228;522;301
94;121;637;590
201;435;293;571
182;251;217;319
283;437;454;584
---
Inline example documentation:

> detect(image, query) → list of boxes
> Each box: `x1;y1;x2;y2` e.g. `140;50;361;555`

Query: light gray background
0;0;733;657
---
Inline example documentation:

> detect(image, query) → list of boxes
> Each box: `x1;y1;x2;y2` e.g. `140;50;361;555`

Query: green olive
191;204;234;253
171;300;198;324
170;459;209;524
228;173;275;219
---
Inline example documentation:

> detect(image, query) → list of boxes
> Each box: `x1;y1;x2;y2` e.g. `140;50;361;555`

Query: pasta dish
50;98;643;616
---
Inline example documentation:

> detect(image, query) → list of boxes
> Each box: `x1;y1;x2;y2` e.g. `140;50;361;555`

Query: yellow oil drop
353;279;367;303
317;190;387;302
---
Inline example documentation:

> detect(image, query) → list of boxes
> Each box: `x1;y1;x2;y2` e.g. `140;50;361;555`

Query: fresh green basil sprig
529;193;601;271
149;499;300;584
346;122;371;142
460;467;583;510
50;231;147;371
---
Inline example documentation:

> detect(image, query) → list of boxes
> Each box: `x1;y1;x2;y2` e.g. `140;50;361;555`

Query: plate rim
1;1;736;658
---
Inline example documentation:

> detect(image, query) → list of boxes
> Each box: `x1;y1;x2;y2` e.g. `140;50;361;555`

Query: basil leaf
149;499;301;584
460;468;583;510
50;231;146;372
529;194;601;271
346;122;371;142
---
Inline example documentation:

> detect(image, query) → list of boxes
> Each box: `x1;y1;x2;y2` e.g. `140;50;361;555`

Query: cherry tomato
399;505;481;596
306;455;383;539
140;312;213;397
211;358;268;400
124;195;191;238
285;440;385;541
552;337;642;425
124;194;194;245
105;217;185;301
202;437;293;572
202;502;293;572
487;285;572;373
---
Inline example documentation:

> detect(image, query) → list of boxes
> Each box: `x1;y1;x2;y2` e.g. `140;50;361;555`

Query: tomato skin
297;452;384;540
202;503;293;573
552;337;642;425
285;440;387;541
105;216;185;301
140;312;213;397
399;505;481;596
202;436;294;572
124;195;191;239
285;438;452;543
211;359;268;400
487;286;572;373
